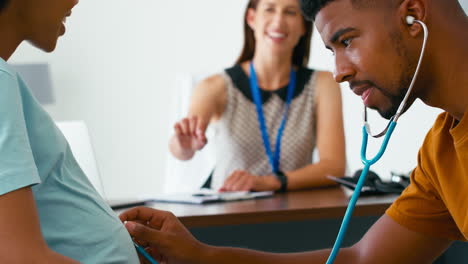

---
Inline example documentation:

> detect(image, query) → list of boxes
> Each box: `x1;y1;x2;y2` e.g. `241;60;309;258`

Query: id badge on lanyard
248;62;297;173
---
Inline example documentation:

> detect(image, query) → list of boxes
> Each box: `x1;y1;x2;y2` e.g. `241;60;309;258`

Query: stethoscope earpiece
406;15;416;25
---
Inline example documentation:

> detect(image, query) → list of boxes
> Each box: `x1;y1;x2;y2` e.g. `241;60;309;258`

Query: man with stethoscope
120;0;468;263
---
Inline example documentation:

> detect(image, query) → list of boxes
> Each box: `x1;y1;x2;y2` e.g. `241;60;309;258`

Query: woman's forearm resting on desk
219;158;345;192
285;158;346;190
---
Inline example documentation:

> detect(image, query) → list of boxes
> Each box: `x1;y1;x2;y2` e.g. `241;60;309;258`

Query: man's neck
419;13;468;120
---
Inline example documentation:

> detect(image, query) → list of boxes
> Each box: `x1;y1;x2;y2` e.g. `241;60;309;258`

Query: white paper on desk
150;189;274;204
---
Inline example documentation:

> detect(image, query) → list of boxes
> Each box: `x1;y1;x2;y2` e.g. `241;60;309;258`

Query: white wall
10;0;248;199
9;0;465;199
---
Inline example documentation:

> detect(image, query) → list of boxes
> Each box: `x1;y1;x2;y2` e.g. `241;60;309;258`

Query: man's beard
377;83;409;120
376;30;416;120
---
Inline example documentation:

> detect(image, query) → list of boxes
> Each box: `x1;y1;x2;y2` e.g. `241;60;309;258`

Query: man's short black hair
300;0;336;21
300;0;381;21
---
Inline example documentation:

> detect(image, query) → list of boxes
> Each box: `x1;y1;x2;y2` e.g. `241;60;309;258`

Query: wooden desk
115;188;468;262
137;187;398;228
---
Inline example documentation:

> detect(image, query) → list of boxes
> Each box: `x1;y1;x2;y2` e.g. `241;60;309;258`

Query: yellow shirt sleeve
386;151;466;241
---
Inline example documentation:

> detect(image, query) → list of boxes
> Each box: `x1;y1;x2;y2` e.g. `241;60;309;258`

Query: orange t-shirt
386;111;468;241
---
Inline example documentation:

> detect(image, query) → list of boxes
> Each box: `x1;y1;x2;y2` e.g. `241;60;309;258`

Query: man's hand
120;207;208;264
219;170;281;192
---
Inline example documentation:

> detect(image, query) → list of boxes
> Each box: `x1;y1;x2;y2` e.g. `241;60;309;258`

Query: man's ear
398;0;427;37
246;8;256;31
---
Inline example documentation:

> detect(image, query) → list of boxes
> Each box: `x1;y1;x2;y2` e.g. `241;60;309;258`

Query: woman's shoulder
299;67;333;80
193;73;227;105
311;70;341;101
198;73;226;87
0;63;21;96
195;72;228;94
302;69;336;88
295;67;336;92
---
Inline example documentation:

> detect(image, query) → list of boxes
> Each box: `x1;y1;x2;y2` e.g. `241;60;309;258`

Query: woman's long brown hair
235;0;313;67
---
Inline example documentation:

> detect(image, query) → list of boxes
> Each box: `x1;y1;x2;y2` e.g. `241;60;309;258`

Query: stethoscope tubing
325;123;397;264
361;122;397;165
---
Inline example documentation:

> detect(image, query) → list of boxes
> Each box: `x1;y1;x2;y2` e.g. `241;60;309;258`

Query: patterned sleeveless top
210;64;318;190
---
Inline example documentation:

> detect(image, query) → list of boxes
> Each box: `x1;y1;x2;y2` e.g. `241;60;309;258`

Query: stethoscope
326;16;429;264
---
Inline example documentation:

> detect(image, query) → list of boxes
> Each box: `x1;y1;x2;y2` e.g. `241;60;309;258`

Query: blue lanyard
249;62;296;173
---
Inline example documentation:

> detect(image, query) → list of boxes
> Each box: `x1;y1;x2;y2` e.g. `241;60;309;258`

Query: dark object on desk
108;199;150;210
328;170;410;195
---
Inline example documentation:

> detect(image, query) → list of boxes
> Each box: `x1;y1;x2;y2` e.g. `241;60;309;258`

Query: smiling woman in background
169;0;346;192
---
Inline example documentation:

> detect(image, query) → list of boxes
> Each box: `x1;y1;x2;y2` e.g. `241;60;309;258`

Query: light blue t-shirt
0;58;139;264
